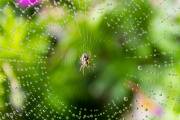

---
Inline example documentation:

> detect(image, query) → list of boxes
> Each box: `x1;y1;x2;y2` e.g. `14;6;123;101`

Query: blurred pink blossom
16;0;41;8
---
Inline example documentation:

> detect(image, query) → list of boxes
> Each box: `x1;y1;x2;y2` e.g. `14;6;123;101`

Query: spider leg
80;66;85;75
80;65;83;71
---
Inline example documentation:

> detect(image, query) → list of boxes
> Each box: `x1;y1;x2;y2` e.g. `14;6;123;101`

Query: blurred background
0;0;180;120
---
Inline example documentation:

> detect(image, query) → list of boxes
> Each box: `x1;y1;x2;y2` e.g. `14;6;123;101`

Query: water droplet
137;65;142;70
124;97;128;102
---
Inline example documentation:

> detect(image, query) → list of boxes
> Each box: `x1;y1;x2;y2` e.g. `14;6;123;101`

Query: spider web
0;0;179;120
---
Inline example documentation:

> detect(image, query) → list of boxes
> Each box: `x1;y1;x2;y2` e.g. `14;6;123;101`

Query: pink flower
16;0;41;8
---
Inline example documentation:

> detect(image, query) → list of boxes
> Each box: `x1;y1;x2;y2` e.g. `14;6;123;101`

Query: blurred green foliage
0;0;180;119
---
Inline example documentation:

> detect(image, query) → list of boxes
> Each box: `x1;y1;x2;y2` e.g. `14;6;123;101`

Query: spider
80;53;90;74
